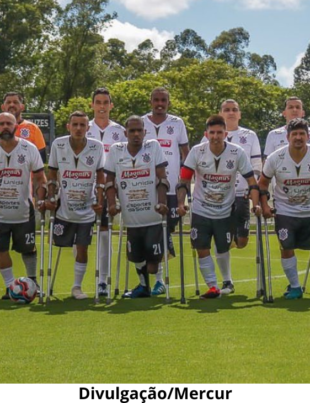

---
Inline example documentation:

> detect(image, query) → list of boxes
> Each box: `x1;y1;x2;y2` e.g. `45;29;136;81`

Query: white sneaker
220;281;235;295
71;286;88;300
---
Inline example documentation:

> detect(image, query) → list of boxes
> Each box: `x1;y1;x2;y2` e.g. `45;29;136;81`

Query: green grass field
1;233;310;384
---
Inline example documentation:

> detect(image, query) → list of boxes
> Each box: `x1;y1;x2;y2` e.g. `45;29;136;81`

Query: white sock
73;262;87;288
99;231;109;284
0;267;14;287
22;252;37;278
155;264;164;283
199;256;218;288
214;248;232;283
281;256;300;288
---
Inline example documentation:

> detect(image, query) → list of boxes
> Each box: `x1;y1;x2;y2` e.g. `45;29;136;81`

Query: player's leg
98;201;110;297
191;213;220;299
213;215;235;295
123;227;149;298
275;214;302;299
0;224;15;299
233;197;250;249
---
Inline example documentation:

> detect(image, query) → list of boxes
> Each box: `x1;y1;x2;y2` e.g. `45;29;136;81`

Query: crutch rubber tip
94;297;100;304
106;299;112;305
114;289;120;296
180;297;186;304
268;297;274;303
302;287;306;292
195;290;200;296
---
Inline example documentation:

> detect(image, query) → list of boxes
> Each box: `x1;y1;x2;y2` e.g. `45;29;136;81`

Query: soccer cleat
122;284;150;299
199;286;221;299
284;286;303;300
98;283;108;297
151;281;166;296
283;285;291;297
220;281;235;295
71;286;88;300
1;288;10;300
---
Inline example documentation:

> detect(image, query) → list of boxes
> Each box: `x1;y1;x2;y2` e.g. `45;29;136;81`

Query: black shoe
1;287;10;300
98;283;108;297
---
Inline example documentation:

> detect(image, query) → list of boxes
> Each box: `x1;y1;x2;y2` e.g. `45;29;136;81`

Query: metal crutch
162;214;170;302
179;214;186;304
38;208;45;304
263;217;274;303
106;214;113;305
302;255;310;292
256;215;268;303
46;200;56;303
94;211;101;304
187;192;200;296
114;213;124;296
50;247;62;296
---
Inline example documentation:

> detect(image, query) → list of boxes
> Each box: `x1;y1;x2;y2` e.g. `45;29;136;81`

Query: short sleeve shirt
16;120;46;151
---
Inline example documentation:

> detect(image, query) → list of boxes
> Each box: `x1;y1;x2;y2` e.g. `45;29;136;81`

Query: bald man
0;112;47;299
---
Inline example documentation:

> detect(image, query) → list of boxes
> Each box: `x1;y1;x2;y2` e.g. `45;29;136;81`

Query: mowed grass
1;232;310;384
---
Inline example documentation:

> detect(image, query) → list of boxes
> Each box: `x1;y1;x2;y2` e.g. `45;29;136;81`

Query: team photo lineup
1;87;310;304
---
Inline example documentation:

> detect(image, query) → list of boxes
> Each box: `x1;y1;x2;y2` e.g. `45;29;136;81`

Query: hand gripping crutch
46;201;56;303
187;192;199;296
94;211;101;304
302;255;310;292
162;213;171;303
179;214;186;304
106;214;113;305
38;208;45;304
263;217;274;303
114;213;124;296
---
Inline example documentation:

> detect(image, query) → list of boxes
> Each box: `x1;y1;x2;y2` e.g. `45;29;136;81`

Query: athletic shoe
71;286;88;300
283;286;303;300
283;285;291;297
199;286;221;299
1;288;10;300
122;284;150;299
98;282;108;297
220;281;235;295
151;281;166;296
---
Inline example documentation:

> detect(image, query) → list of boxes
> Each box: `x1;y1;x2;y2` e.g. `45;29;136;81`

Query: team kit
0;88;309;303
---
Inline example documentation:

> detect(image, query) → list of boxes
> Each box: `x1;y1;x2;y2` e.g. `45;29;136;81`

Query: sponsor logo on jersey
226;160;235;169
20;128;30;138
63;170;92;180
62;180;68;189
158;139;172;147
89;144;97;149
284;178;310;186
57;143;65;149
104;144;110;152
17;154;26;164
239;136;247;144
167;126;174;135
120;181;127;189
121;169;150;179
112;132;120;141
0;169;22;178
62;157;66;161
85;156;94;166
203;174;231;183
229;148;238;154
142;153;151;163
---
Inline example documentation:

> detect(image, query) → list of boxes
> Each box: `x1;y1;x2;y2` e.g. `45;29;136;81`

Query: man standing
45;111;104;300
87;88;126;297
0;112;46;298
104;115;169;298
259;118;310;299
143;87;189;295
177;115;261;299
1;92;46;162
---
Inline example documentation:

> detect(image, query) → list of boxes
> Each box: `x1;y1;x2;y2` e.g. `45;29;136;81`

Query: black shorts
234;196;250;239
275;214;310;250
100;199;109;227
127;224;164;263
0;217;36;253
53;218;93;247
167;194;180;233
190;213;234;253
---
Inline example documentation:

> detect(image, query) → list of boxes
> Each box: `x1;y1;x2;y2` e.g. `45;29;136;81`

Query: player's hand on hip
45;199;57;211
252;205;262;217
109;204;120;216
155;203;169;216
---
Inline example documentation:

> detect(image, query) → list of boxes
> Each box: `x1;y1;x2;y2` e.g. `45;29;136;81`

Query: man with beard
0;113;46;298
1;92;46;162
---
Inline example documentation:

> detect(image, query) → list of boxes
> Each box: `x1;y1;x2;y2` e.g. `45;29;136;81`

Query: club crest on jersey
20;128;30;138
167;126;174;135
112;132;120;141
62;180;67;189
226;160;235;169
190;228;198;240
239;136;247;144
278;228;288;241
54;224;64;237
120;181;127;190
17;154;26;164
85;155;94;166
142;153;151;163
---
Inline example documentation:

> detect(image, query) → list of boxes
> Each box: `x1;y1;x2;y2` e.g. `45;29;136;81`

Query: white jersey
201;127;262;196
184;142;253;219
104;140;168;228
87;119;126;164
264;126;288;157
0;139;43;223
48;136;104;223
263;145;310;217
142;113;188;195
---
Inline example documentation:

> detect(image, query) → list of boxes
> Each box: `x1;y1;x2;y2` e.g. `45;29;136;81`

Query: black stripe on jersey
48;166;59;171
155;126;160;137
6;155;11;166
32;167;44;174
262;172;272;180
214;158;220;172
295;166;301;177
242;170;254;179
100;131;105;141
251;155;262;159
74;157;79;168
156;161;168;168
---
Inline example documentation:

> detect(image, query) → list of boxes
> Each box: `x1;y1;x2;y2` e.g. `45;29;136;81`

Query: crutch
302;260;310;293
179;214;186;304
256;215;268;303
263;217;274;303
94;210;101;304
106;214;113;305
38;207;45;304
187;192;200;296
49;247;62;296
114;213;124;296
124;259;130;294
46;200;56;303
255;219;263;298
161;212;170;303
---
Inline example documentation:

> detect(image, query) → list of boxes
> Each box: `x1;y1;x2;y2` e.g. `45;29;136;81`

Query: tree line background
1;0;310;147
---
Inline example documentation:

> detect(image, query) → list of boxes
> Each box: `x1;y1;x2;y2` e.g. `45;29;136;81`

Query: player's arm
105;172;119;216
244;175;261;216
257;174;273;218
155;165;169;216
33;168;47;212
34;126;47;163
45;168;58;210
93;168;105;215
251;133;262;178
176;166;194;216
180;143;190;165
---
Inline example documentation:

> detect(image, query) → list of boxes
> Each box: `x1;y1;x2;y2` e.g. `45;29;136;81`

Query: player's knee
281;249;294;259
76;245;88;263
147;262;158;274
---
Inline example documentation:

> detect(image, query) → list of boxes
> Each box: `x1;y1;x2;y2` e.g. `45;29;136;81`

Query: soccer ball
9;277;37;304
